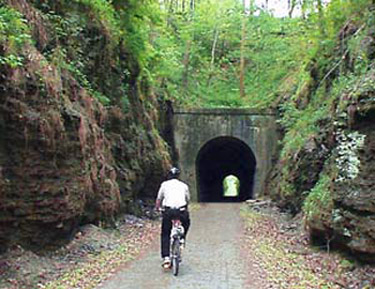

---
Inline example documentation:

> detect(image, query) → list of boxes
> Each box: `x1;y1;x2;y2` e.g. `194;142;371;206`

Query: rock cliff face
266;19;375;260
0;0;170;251
313;100;375;261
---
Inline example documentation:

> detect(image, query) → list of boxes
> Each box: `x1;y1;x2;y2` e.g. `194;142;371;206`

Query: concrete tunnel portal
196;137;257;202
173;108;278;201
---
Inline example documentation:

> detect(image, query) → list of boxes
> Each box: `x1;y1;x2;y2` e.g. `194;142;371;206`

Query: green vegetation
0;7;31;67
271;0;375;215
4;0;370;112
143;0;374;111
147;1;307;108
303;173;333;222
2;0;375;252
29;0;162;106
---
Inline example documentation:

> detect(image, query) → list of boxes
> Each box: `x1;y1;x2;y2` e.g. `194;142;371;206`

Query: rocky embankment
0;0;170;251
267;20;375;260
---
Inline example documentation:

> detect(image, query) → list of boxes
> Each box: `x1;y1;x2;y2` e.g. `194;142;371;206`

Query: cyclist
155;167;190;269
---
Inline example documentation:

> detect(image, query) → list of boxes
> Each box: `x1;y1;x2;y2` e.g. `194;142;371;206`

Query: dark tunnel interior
196;137;257;202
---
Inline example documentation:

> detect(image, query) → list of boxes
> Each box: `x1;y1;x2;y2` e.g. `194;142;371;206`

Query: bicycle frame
169;210;185;276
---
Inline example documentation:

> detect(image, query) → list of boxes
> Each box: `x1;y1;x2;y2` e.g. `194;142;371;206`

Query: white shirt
157;179;190;208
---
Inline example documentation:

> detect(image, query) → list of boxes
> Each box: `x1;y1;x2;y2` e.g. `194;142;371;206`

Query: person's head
167;167;180;180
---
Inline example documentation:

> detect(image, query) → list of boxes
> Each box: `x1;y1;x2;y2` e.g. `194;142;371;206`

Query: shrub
0;6;31;67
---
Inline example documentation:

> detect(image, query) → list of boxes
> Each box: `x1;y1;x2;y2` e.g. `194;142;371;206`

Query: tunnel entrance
196;137;256;202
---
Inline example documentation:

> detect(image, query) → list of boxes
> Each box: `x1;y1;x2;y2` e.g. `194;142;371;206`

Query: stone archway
196;137;256;202
173;108;278;201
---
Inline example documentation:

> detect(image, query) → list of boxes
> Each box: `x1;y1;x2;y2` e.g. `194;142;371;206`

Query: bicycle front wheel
171;238;180;276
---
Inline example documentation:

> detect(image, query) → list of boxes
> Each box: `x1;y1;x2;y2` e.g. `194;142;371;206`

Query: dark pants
161;209;190;258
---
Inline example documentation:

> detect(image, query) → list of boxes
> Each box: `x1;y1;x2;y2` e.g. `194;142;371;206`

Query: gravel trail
98;203;256;289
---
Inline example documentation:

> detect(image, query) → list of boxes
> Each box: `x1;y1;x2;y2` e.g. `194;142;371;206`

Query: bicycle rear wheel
171;238;180;276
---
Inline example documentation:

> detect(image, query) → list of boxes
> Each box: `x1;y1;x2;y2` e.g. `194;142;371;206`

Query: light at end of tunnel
222;175;240;197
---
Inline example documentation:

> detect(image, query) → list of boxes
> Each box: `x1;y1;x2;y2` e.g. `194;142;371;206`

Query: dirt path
99;203;255;289
3;202;374;288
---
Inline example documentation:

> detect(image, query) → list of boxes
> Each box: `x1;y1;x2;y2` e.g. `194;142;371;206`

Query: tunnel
196;136;257;202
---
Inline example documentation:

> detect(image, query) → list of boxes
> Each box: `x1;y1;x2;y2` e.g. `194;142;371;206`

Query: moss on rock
0;0;170;251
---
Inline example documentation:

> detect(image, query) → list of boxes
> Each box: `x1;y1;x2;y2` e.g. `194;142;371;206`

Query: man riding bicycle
155;167;190;269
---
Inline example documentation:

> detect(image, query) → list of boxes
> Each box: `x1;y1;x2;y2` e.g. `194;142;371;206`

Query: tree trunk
181;0;195;90
190;0;194;11
207;28;220;87
166;0;175;26
239;0;247;98
301;0;307;19
182;39;192;90
211;28;219;66
316;0;325;37
288;0;297;18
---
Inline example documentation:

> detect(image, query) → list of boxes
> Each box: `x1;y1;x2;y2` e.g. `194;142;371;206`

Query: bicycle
169;208;185;276
159;207;185;276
